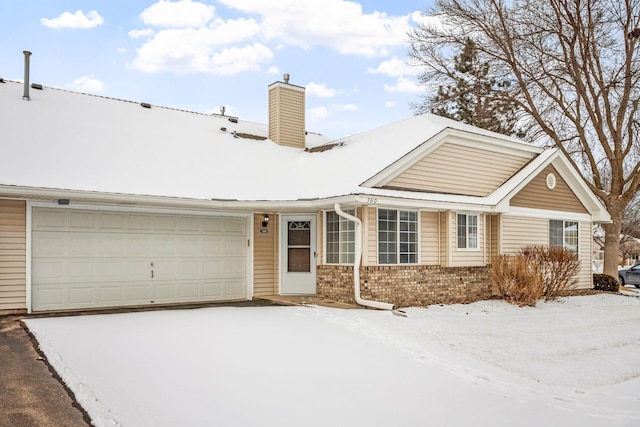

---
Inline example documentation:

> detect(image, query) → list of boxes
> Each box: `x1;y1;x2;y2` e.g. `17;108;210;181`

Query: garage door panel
179;283;200;298
33;234;68;257
128;214;153;230
125;236;151;257
33;261;66;282
225;218;245;233
32;208;248;311
128;285;150;302
99;286;124;303
99;212;125;229
33;209;66;229
174;236;199;255
202;217;223;233
69;211;96;229
70;287;95;304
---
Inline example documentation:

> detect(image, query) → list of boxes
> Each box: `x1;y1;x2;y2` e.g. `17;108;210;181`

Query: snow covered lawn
25;294;640;427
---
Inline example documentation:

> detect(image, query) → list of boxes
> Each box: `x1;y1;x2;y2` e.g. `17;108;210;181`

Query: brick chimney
268;74;305;149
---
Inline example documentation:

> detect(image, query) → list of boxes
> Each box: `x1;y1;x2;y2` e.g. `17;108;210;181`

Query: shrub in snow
491;246;581;307
490;254;544;307
520;246;581;301
593;274;619;292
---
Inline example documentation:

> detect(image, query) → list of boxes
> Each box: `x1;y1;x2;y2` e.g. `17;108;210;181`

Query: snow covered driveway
26;294;640;427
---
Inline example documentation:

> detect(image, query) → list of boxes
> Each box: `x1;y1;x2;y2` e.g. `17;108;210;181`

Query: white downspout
334;203;395;311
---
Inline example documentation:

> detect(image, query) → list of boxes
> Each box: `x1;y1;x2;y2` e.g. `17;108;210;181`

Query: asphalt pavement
0;315;90;427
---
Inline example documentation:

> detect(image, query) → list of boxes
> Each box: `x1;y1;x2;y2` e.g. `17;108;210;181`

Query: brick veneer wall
317;265;493;308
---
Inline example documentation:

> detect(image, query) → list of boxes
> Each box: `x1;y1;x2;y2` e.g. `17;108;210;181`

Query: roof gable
362;128;541;194
510;164;588;213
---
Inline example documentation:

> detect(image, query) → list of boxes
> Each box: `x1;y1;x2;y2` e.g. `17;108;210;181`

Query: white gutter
334;203;394;311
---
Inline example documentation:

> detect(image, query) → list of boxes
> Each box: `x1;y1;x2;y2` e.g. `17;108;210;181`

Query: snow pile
25;294;640;427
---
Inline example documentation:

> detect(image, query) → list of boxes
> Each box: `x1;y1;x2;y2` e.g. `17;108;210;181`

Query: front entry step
255;295;358;309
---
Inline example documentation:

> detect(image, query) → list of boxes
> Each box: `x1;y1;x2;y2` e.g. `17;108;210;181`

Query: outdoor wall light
262;214;270;227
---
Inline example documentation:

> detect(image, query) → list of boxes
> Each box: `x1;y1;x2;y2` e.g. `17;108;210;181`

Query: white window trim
323;208;357;265
549;219;580;254
456;212;481;251
376;207;420;265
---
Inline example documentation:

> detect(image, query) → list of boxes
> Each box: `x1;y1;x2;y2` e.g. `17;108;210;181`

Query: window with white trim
325;210;355;264
457;213;479;249
549;219;578;253
378;209;418;264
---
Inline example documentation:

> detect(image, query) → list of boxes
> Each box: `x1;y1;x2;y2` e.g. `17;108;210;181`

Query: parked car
618;263;640;288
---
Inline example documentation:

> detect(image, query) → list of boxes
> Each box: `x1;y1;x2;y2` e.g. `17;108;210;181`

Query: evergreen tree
418;38;523;137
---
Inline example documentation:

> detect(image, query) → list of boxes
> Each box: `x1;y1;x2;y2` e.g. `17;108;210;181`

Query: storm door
280;215;317;294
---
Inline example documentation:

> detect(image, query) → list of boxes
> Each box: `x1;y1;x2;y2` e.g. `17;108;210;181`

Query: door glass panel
288;248;311;272
287;221;311;272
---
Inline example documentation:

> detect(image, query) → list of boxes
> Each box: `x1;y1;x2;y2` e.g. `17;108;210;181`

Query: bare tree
409;0;640;277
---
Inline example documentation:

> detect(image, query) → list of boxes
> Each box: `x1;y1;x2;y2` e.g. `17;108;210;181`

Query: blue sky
1;0;432;138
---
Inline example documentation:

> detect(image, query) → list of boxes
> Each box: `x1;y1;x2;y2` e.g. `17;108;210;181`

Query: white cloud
68;75;105;93
140;0;215;28
334;104;359;112
267;66;280;74
307;106;330;121
306;82;340;98
385;101;397;107
131;17;267;74
40;10;104;29
384;76;422;94
219;0;412;57
129;29;155;39
368;57;419;77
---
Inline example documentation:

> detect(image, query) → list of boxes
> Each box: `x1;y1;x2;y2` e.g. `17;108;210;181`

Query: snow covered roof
0;79;609;221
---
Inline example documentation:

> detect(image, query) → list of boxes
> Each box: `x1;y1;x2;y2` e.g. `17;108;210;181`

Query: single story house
0;71;610;314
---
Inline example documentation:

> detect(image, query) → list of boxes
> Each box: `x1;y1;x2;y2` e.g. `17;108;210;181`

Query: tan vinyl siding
253;213;279;296
488;214;500;260
365;206;377;266
510;165;588;213
420;211;439;265
316;211;323;265
501;215;549;254
450;212;485;267
0;199;26;311
439;211;449;267
576;221;593;289
268;83;305;149
386;142;533;196
501;215;592;289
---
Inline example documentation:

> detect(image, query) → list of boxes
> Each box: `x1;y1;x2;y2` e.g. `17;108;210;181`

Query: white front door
280;215;317;295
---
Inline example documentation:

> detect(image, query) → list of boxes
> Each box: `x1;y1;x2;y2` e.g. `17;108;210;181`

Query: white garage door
31;208;248;312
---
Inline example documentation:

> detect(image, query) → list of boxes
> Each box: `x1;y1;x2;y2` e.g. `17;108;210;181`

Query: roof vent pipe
22;50;32;100
333;203;395;311
283;73;290;84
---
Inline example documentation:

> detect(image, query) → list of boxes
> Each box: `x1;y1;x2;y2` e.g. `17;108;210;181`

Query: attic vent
546;173;557;190
141;102;151;109
228;117;238;123
31;83;43;90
